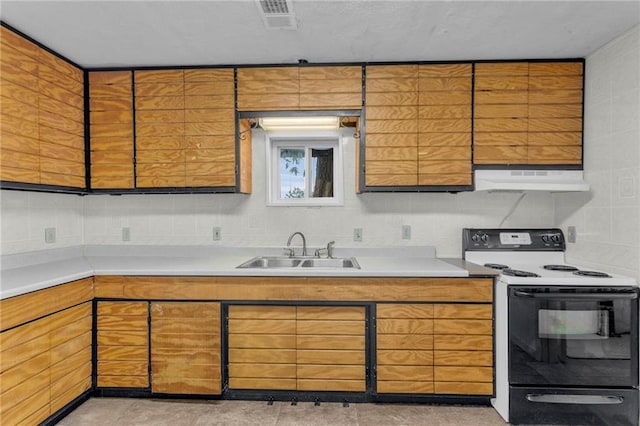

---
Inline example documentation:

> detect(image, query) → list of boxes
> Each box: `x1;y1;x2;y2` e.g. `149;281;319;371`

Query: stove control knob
542;235;550;243
471;234;480;242
551;234;561;243
481;234;489;242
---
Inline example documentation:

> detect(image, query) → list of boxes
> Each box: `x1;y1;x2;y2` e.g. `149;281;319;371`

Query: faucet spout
286;232;307;257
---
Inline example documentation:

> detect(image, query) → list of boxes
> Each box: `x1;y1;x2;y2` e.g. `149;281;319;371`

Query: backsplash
1;190;84;254
1;130;554;257
554;25;640;279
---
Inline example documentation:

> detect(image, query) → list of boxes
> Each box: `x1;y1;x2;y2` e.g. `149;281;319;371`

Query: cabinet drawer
297;365;364;380
433;319;492;335
296;306;365;320
434;366;493;383
229;348;296;364
296;335;365;350
228;334;296;349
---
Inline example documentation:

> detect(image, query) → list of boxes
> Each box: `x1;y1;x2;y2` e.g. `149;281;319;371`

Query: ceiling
1;1;639;69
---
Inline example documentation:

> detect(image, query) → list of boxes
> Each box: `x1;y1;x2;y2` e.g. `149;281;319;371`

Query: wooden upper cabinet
364;63;472;189
131;68;240;190
474;61;583;166
1;26;85;189
237;65;362;111
418;64;472;186
89;71;134;189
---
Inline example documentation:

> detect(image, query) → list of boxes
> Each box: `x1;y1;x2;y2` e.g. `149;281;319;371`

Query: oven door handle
513;290;638;300
527;394;624;405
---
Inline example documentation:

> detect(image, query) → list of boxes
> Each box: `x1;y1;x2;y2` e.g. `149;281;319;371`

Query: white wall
554;25;640;279
0;190;84;254
80;129;554;257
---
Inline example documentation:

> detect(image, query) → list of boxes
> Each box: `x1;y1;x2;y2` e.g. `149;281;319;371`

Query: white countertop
0;245;472;300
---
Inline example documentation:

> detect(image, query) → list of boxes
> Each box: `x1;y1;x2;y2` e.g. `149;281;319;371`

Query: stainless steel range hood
474;170;590;192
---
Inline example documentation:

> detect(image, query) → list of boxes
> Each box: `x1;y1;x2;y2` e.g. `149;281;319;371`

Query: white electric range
463;228;639;426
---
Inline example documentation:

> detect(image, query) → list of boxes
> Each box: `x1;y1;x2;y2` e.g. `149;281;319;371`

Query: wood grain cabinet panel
364;65;419;187
364;63;472;189
0;287;92;426
376;303;434;394
227;305;366;392
473;61;583;166
150;302;221;395
97;301;149;388
228;305;297;390
1;26;85;189
376;298;493;396
89;71;135;189
132;68;241;190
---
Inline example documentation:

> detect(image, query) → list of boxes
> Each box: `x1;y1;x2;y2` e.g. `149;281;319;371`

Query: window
266;131;343;206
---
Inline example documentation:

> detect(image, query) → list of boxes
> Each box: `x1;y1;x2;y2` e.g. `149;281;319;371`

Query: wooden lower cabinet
0;301;92;426
150;302;221;395
227;305;366;392
376;303;493;395
96;301;149;388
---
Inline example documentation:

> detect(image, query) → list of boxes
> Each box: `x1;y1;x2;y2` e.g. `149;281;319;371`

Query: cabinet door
418;64;472;186
474;61;583;166
227;305;297;390
89;71;134;189
376;304;434;394
0;301;92;426
296;306;366;392
183;68;236;187
151;302;221;395
527;62;583;165
96;301;149;388
48;302;93;414
433;304;493;395
0;26;85;189
135;70;186;187
237;67;299;111
474;62;530;165
0;314;51;425
37;46;85;188
299;66;362;110
365;65;419;186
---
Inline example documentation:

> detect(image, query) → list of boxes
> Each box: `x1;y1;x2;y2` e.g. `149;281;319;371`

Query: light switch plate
353;228;363;242
122;227;131;242
213;227;222;241
402;225;411;240
45;227;56;243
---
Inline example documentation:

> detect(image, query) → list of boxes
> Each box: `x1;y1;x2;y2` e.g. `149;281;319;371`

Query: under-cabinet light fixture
258;116;340;131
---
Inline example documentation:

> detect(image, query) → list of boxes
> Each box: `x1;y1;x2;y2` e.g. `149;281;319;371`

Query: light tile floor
58;398;509;425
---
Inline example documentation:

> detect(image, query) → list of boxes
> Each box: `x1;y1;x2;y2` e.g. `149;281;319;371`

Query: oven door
509;286;639;388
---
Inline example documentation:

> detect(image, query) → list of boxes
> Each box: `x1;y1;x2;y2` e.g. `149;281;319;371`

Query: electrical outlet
213;227;222;241
567;226;576;243
402;225;411;240
353;228;363;242
122;227;131;242
44;227;56;244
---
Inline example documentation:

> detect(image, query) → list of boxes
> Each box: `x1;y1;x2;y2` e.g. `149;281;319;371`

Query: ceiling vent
256;0;298;30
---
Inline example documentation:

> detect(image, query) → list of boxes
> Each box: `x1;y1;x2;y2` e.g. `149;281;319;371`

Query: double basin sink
237;256;360;269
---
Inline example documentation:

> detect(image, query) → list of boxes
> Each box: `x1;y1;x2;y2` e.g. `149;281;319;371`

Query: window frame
265;130;344;207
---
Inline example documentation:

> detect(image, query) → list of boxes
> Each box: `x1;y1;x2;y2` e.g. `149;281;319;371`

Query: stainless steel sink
236;256;360;269
300;258;360;268
236;256;303;269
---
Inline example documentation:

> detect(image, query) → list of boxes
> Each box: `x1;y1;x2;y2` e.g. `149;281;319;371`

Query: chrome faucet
286;232;307;257
326;241;335;258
